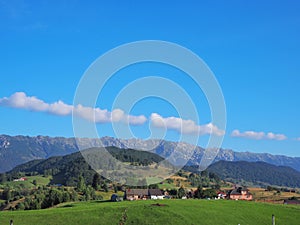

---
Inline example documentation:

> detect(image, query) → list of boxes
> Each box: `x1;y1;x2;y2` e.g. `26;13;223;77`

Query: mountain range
0;134;300;173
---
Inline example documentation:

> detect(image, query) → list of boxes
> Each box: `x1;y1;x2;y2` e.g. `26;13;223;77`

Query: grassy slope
0;176;51;189
1;200;299;225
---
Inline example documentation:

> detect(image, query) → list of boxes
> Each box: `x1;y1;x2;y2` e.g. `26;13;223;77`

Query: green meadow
0;176;52;189
1;200;299;225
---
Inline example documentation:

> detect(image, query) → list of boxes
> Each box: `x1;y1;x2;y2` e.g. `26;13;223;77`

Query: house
125;189;149;200
217;191;227;199
124;189;164;200
13;177;27;182
227;187;252;201
149;189;164;200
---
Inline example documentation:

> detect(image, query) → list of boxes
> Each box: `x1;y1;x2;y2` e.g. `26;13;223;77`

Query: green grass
0;176;51;189
158;181;177;189
1;200;299;225
97;191;124;200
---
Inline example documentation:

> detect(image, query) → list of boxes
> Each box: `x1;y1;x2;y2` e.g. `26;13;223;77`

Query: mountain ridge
0;134;300;173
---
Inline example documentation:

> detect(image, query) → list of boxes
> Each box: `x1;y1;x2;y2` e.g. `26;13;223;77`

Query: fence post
272;214;275;225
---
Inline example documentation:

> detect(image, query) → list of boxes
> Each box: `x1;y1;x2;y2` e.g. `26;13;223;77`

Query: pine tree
77;175;86;192
177;186;186;199
92;173;100;190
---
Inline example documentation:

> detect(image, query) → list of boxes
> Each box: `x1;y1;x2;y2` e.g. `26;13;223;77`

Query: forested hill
207;160;300;188
5;147;164;186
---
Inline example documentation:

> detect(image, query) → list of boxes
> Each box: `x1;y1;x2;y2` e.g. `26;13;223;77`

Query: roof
149;189;163;196
229;190;242;195
228;187;251;196
241;188;249;191
126;189;148;196
125;189;163;196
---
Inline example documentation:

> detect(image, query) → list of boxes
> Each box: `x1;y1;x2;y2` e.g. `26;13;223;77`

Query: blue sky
0;0;300;156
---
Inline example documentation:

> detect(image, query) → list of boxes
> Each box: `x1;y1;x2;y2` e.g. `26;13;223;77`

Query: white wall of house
151;195;164;200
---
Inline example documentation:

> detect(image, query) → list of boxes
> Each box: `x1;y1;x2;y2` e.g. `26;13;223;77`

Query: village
111;186;254;202
110;186;300;206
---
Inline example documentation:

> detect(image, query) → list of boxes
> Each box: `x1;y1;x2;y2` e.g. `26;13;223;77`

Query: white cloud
150;113;225;136
48;100;73;116
73;105;147;125
231;129;287;141
0;92;48;111
0;92;147;125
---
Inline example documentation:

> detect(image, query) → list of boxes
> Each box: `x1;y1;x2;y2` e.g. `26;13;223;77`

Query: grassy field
96;191;124;200
0;199;299;225
0;176;51;189
249;188;300;203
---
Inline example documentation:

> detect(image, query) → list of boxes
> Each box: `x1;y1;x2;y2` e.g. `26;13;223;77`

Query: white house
149;189;164;200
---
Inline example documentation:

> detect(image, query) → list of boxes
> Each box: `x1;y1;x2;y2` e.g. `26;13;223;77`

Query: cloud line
0;92;147;125
0;92;225;136
150;113;225;136
231;129;287;141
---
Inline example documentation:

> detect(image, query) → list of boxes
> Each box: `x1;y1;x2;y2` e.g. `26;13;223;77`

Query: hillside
7;147;165;186
1;135;300;173
208;160;300;188
0;135;78;172
0;200;300;225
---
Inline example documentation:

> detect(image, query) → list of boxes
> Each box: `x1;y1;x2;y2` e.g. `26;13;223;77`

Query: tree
113;184;118;193
92;173;100;190
177;187;186;199
203;189;217;198
168;189;177;197
212;184;221;190
194;185;204;199
102;182;108;192
0;173;7;183
77;175;86;192
16;202;25;210
201;170;208;177
83;187;91;201
2;188;11;201
43;189;63;208
62;192;70;202
70;189;78;201
289;196;298;200
149;183;159;189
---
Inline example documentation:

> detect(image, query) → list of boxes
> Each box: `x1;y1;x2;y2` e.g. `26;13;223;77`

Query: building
125;189;149;200
125;189;164;200
13;177;28;182
149;189;163;200
217;191;227;199
227;187;253;201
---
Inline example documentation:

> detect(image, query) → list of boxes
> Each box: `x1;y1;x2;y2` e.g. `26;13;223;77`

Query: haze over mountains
0;134;300;173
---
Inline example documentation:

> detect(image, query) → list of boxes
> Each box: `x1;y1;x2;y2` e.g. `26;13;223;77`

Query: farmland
0;199;299;225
